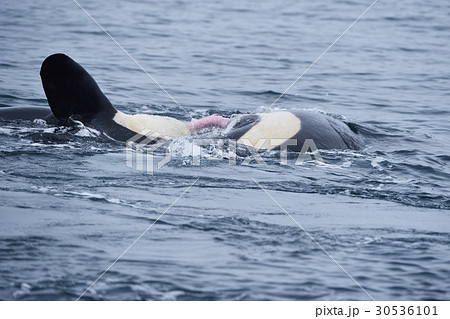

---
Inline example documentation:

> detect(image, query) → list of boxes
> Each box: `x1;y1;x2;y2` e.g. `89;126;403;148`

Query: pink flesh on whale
189;115;230;134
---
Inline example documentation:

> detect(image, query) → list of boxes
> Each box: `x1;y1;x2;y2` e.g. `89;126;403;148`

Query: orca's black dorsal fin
40;53;116;122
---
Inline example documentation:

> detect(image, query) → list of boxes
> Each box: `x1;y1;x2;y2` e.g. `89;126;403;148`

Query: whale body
0;53;364;151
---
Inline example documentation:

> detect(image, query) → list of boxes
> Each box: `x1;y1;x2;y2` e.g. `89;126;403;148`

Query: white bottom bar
2;301;450;319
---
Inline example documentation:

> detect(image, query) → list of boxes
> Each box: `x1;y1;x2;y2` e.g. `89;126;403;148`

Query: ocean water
0;0;449;300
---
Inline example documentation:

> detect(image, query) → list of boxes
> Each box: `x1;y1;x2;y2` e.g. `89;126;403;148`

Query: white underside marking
113;111;191;139
238;112;301;150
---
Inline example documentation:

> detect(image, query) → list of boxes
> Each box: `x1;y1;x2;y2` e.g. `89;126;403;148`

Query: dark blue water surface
1;0;449;300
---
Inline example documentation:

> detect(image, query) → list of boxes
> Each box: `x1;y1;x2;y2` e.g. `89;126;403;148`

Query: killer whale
0;53;363;151
224;111;363;151
0;106;53;122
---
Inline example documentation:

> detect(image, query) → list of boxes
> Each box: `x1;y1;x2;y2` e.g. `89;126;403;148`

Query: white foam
63;190;124;205
0;127;15;135
32;118;47;126
13;283;31;298
371;156;385;171
74;126;101;137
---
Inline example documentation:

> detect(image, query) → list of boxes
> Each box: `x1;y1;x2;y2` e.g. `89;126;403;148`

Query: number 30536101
376;305;438;316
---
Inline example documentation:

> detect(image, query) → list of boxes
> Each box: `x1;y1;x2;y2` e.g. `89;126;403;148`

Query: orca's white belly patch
113;111;190;139
238;112;301;150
